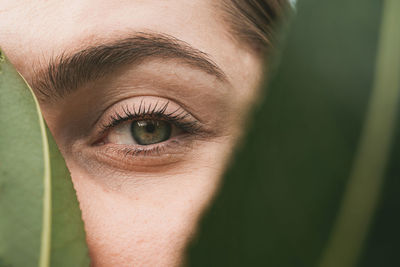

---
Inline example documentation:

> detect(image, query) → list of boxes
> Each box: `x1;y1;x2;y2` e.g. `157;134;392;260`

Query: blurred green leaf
319;0;400;266
0;50;89;267
188;0;400;267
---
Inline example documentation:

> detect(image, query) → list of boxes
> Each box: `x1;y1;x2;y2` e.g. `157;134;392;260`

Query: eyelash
96;100;201;157
101;100;199;133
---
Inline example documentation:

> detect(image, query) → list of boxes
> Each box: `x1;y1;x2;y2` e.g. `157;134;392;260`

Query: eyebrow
32;32;228;100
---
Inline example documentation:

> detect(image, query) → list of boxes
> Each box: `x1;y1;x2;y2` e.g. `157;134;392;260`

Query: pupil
145;123;156;133
131;120;172;145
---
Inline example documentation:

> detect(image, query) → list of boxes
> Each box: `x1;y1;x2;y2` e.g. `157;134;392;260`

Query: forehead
1;1;225;67
0;0;262;101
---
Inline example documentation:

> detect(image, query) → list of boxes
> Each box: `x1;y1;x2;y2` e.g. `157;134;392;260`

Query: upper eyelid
103;100;171;129
98;100;201;137
90;92;206;131
104;108;199;131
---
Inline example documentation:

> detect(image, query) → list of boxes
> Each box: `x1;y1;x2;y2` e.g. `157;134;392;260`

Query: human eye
87;96;206;170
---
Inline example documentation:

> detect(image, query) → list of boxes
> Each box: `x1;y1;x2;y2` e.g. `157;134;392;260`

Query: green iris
130;120;172;145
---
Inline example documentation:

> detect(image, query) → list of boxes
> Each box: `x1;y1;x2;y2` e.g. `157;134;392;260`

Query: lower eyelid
86;136;195;171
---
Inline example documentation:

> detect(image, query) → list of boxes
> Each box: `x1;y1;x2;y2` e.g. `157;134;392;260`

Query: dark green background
188;0;399;266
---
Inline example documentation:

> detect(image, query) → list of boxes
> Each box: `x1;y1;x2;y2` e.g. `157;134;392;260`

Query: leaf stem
19;74;53;267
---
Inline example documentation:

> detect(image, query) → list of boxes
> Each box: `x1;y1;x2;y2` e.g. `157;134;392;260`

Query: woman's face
0;0;263;266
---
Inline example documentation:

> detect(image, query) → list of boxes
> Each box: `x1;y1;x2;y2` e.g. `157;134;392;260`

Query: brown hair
220;0;289;51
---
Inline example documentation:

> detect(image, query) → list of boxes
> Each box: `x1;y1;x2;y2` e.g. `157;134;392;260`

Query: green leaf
0;50;90;267
188;0;400;266
319;1;400;266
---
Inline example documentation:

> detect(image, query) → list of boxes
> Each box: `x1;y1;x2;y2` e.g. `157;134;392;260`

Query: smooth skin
0;1;263;266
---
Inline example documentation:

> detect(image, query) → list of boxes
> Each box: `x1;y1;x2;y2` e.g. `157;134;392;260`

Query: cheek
66;140;232;267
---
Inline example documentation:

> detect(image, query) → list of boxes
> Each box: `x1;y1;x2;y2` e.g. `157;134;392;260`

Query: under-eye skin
88;96;207;167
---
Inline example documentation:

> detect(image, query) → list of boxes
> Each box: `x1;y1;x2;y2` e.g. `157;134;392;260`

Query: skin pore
0;0;263;266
